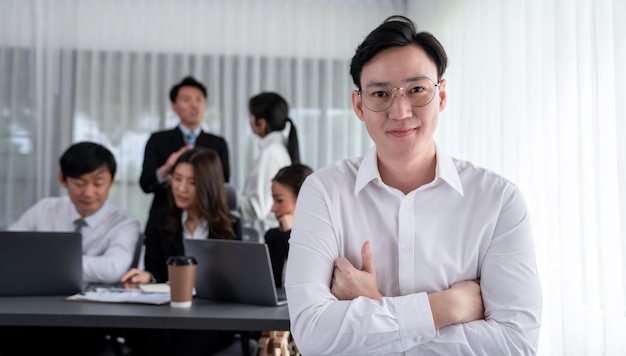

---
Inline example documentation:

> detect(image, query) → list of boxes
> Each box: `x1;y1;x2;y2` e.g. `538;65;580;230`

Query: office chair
224;183;243;240
131;233;146;268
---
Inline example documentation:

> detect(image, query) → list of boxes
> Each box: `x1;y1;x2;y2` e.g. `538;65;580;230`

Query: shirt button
402;246;410;253
416;336;423;342
404;202;411;208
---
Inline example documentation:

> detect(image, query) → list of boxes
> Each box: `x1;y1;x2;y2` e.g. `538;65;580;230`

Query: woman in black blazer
124;147;237;284
121;147;238;356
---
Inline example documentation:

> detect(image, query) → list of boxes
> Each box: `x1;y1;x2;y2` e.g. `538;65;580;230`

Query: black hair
349;15;448;88
249;92;301;163
272;163;314;197
169;76;207;103
59;141;116;180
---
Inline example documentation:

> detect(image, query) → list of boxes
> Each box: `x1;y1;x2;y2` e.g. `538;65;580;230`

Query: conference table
0;295;290;355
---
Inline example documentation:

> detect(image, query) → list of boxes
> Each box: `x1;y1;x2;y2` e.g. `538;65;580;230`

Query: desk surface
0;295;290;331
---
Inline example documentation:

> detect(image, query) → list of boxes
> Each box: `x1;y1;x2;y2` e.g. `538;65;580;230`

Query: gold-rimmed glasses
358;76;439;112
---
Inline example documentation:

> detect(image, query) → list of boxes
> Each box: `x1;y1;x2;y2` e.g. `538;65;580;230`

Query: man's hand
331;241;382;300
428;279;485;329
120;268;153;288
157;145;191;180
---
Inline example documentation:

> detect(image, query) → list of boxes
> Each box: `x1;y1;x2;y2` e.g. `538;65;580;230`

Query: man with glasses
285;15;542;355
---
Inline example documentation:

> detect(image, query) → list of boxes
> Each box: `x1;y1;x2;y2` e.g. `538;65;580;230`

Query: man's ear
171;102;180;116
438;79;447;111
58;172;68;188
352;90;365;122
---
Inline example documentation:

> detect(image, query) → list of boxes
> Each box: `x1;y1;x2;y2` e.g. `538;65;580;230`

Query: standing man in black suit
140;76;230;238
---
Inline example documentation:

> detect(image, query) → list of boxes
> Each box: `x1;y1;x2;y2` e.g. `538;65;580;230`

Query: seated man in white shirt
4;141;141;355
285;15;542;355
9;141;141;285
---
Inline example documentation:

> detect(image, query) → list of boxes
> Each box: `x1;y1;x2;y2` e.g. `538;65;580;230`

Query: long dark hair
165;147;235;240
249;92;300;163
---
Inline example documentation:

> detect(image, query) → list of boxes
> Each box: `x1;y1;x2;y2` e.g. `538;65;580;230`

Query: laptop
183;238;287;306
0;231;84;296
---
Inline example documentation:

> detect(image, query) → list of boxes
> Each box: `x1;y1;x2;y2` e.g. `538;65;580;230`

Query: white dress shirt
181;210;209;240
285;145;542;355
178;124;201;148
240;130;292;235
9;196;141;284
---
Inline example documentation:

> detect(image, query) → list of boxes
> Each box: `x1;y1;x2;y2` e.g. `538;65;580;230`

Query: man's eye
372;91;388;98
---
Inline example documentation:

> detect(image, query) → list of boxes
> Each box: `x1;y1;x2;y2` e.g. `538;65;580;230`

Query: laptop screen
183;239;287;306
0;231;83;296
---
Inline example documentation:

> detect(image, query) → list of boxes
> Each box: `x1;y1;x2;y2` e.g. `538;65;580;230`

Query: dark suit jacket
264;228;291;288
140;127;230;236
144;216;186;283
144;210;241;283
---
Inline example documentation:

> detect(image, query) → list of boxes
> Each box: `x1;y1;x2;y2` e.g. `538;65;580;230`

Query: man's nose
82;183;96;197
388;89;412;120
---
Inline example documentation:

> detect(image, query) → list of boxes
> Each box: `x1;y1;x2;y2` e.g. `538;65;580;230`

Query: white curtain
1;0;624;354
408;0;626;355
0;0;400;227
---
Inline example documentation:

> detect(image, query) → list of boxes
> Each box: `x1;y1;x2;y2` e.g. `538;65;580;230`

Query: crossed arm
331;240;484;330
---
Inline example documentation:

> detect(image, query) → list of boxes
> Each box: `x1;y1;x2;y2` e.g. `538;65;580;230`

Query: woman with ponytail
240;92;301;239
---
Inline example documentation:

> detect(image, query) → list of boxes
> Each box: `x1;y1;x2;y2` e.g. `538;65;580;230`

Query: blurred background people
239;92;300;241
140;76;230;252
10;141;140;285
123;147;239;356
5;141;140;355
264;163;313;288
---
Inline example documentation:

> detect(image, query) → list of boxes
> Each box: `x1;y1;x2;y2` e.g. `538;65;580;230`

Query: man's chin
182;118;202;126
77;204;99;217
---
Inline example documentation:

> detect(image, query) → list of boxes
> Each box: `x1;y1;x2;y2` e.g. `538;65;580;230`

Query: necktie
184;133;195;147
73;218;87;233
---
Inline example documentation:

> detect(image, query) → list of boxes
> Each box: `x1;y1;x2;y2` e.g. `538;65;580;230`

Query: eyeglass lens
361;77;437;112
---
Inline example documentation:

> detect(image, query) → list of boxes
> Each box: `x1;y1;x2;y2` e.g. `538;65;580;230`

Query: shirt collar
178;124;202;138
72;200;112;228
354;144;464;196
354;146;380;195
259;131;285;150
181;210;209;239
435;145;464;196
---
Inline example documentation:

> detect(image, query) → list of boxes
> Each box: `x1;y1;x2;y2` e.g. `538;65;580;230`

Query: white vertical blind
409;0;626;354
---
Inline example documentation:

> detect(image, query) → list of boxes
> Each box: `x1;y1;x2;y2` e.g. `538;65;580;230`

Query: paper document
66;287;170;305
139;283;170;293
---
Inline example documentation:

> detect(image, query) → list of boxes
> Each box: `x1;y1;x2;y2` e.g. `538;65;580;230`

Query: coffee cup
167;256;198;308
